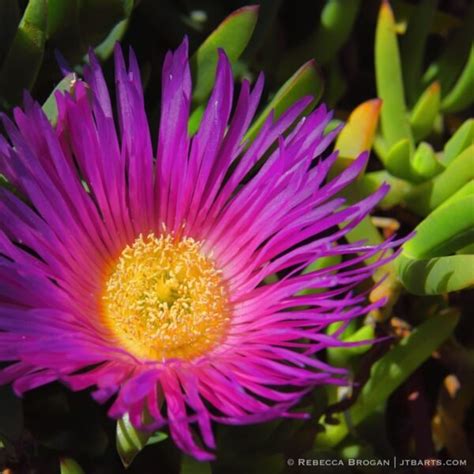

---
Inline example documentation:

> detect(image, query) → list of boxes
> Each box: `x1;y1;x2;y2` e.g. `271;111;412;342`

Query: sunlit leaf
327;324;375;367
404;195;474;258
397;193;474;294
384;138;414;181
410;141;444;181
331;98;381;177
375;0;414;151
191;5;259;104
244;60;323;144
442;118;474;166
406;145;474;216
409;81;440;141
316;309;459;447
397;253;474;295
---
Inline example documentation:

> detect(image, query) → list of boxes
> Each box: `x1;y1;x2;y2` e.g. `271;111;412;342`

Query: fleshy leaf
94;18;130;61
397;253;474;295
409;82;441;141
375;0;414;151
316;309;459;447
331;98;381;177
397;193;474;294
410;141;444;181
327;324;375;368
442;118;474;166
404;195;474;259
0;0;48;107
405;145;474;216
441;44;474;113
384;138;414;181
244;60;323;144
116;414;152;468
190;5;259;104
60;458;85;474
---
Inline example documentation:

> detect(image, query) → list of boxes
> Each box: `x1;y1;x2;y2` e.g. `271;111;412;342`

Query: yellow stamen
102;233;230;361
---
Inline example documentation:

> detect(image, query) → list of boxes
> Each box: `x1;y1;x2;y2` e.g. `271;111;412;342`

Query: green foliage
190;6;259;104
116;414;167;468
316;309;460;447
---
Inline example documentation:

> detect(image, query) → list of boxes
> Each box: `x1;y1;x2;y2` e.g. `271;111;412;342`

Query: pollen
102;232;230;361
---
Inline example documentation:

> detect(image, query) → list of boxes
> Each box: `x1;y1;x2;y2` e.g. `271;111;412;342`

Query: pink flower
0;39;398;459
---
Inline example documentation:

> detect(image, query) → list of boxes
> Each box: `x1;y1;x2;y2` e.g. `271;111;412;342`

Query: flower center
102;233;230;361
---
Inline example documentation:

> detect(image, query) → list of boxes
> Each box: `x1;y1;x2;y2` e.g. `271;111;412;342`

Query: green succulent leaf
316;309;459;447
397;253;474;295
405;195;474;258
0;0;48;107
327;324;375;367
116;414;166;468
397;193;474;294
405;145;474;216
410;141;444;181
94;18;130;61
244;60;323;144
384;139;414;181
442;118;474;166
441;44;474;113
190;5;259;104
331;98;381;178
409;81;441;141
375;0;414;151
60;458;85;474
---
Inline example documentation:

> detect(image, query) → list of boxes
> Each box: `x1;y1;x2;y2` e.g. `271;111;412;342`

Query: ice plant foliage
0;39;399;460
